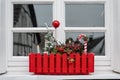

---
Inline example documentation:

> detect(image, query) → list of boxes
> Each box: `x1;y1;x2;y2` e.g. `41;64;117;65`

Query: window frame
5;0;113;71
7;0;55;61
61;0;112;61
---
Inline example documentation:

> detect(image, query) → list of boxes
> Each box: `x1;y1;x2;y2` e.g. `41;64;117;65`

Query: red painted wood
62;53;67;74
75;53;80;74
29;53;36;72
81;53;87;74
29;53;94;75
68;53;75;74
36;54;42;74
43;53;48;73
50;53;55;74
88;53;94;72
56;53;61;74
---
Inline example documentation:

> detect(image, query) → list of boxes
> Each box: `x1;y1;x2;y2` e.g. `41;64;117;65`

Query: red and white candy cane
78;34;88;53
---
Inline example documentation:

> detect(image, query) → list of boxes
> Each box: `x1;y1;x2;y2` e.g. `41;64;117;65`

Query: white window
5;0;113;72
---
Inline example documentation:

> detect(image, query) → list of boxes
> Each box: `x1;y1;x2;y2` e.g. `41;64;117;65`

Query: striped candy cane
78;34;88;53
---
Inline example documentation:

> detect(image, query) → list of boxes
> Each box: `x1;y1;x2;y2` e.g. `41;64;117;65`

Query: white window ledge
1;71;120;80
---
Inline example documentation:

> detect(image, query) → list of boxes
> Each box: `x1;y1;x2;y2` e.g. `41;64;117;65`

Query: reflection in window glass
66;32;105;55
13;33;47;56
14;4;53;27
65;4;104;27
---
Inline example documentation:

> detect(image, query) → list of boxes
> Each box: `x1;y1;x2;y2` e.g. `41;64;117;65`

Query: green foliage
44;23;88;55
44;31;84;55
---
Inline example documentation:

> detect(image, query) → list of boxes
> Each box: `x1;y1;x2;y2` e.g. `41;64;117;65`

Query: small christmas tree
44;30;58;54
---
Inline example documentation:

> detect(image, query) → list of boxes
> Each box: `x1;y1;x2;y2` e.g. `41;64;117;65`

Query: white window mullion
64;0;106;3
11;0;54;4
64;27;106;32
11;28;54;32
54;0;65;43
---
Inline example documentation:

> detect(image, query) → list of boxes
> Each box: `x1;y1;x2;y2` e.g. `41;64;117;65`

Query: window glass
14;4;53;27
13;33;47;56
66;32;105;55
65;4;105;27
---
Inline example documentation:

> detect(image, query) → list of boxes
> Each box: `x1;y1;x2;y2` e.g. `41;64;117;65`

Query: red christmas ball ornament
52;20;60;29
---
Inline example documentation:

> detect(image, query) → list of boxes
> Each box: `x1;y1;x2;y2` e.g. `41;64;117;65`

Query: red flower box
29;34;94;75
29;52;94;75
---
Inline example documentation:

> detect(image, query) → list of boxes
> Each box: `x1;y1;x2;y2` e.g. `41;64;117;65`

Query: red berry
52;20;60;29
59;47;64;52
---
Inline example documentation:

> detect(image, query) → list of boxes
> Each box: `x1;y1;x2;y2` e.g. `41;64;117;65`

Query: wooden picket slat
88;52;94;73
36;54;42;74
62;53;67;74
75;53;81;74
56;53;61;74
50;53;55;74
43;53;48;73
68;53;75;74
29;53;36;72
81;53;87;74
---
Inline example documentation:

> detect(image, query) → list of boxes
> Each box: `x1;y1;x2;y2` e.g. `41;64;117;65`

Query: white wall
112;0;120;73
0;0;7;74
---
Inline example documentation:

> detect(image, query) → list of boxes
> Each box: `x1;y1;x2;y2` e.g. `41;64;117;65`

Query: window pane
14;4;53;27
13;33;47;56
66;32;105;55
65;4;105;27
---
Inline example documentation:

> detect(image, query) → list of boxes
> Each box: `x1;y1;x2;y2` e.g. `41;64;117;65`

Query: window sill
1;71;120;80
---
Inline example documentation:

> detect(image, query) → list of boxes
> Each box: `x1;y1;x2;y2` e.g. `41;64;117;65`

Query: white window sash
4;0;113;72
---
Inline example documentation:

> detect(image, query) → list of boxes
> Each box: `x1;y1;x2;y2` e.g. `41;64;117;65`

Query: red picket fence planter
29;52;94;75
